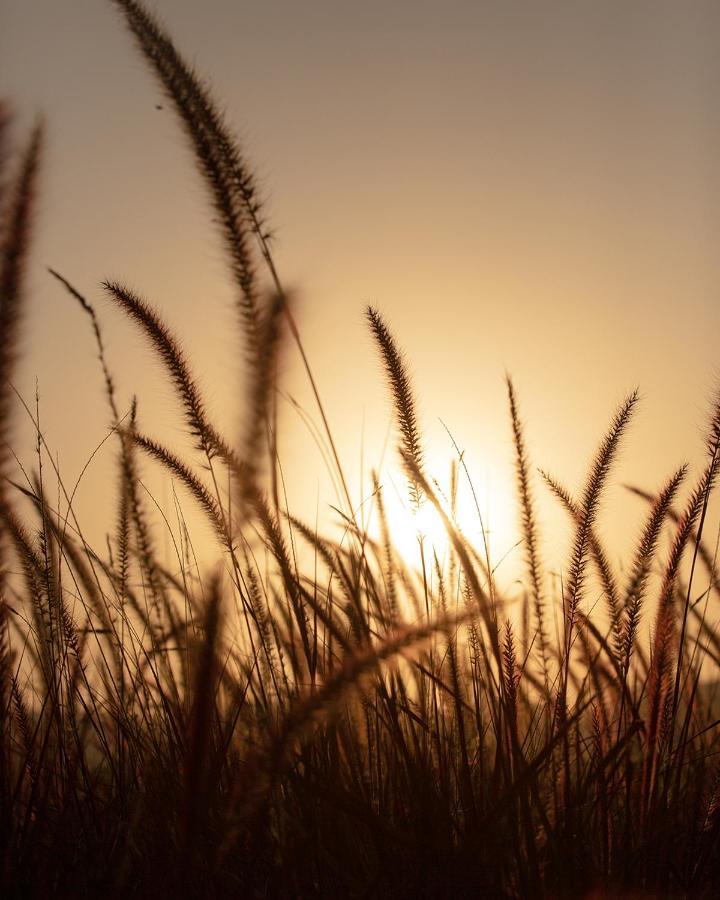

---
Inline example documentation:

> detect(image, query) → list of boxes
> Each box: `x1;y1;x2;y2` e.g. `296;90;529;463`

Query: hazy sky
2;1;719;579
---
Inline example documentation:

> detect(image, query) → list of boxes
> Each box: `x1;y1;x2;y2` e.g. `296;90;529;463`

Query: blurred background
2;0;719;590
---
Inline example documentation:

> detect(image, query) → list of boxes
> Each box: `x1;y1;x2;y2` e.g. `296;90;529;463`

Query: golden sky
2;1;719;583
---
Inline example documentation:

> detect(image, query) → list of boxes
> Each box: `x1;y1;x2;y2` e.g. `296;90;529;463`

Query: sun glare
413;500;450;549
376;461;519;580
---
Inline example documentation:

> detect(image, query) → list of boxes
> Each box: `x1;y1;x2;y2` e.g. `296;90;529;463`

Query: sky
2;1;719;584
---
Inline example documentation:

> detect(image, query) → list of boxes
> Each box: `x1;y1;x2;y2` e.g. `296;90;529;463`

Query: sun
413;499;451;549
374;460;519;578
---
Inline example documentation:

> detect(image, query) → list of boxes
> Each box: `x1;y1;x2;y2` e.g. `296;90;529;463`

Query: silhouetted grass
1;3;719;897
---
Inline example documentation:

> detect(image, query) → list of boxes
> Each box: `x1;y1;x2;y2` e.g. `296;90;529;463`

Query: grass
1;1;720;896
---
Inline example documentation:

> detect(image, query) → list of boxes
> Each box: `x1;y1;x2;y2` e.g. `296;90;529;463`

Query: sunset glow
376;461;519;583
2;2;719;896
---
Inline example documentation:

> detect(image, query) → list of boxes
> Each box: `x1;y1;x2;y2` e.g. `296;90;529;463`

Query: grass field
1;2;719;896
